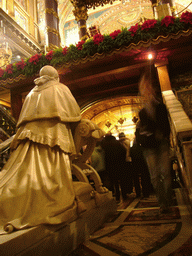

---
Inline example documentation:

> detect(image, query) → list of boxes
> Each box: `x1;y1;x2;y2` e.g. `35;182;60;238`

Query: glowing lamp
148;53;153;59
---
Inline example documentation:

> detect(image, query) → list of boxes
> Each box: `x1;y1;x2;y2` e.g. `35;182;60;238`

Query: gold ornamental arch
81;95;144;140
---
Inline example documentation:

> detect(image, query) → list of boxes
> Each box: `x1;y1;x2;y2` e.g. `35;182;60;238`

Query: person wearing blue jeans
143;138;173;212
137;69;173;213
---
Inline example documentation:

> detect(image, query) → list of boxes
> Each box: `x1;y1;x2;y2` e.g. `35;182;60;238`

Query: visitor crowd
91;131;153;203
90;69;174;214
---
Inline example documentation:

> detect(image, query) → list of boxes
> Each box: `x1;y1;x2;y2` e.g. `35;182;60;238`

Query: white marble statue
0;65;83;234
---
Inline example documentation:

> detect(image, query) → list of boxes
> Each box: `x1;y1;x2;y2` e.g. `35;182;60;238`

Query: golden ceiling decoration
70;0;116;9
81;96;144;139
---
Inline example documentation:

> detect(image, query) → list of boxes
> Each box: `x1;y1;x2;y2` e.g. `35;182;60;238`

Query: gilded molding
73;6;88;22
47;26;60;36
81;34;89;41
4;21;41;53
79;25;87;29
47;44;59;51
45;8;59;19
170;6;176;12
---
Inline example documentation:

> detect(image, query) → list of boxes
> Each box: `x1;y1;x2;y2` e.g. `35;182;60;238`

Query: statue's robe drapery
0;79;81;234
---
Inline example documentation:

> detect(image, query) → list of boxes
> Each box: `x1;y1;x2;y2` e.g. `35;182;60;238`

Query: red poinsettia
128;24;139;36
93;33;104;45
62;46;68;55
0;68;4;77
76;40;85;50
109;30;121;39
141;19;157;31
45;50;53;61
180;11;192;25
16;59;26;70
29;53;42;65
161;16;175;27
5;64;13;74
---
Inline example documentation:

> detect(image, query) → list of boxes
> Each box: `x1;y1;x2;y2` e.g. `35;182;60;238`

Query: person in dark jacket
102;134;127;202
137;70;173;213
130;138;152;198
118;132;133;195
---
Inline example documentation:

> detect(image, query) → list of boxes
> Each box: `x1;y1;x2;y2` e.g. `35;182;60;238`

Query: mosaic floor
69;189;192;256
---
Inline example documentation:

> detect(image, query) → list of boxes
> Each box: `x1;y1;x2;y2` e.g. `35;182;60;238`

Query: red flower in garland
29;53;42;65
76;40;85;50
109;30;121;39
180;11;192;25
93;33;104;45
62;46;68;55
141;19;157;31
45;50;53;61
5;64;13;74
0;68;4;77
161;16;175;27
128;24;139;36
16;59;26;70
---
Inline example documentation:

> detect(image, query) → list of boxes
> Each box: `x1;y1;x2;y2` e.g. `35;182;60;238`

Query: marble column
72;5;89;41
150;0;159;17
45;0;60;52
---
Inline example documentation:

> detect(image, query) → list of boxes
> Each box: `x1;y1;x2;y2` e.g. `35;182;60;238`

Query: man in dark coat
102;134;127;202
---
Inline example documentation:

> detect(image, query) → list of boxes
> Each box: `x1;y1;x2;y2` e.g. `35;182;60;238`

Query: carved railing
0;105;16;138
162;90;192;206
0;136;14;171
0;106;16;170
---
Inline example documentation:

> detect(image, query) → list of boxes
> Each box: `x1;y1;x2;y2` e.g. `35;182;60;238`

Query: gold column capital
73;6;88;22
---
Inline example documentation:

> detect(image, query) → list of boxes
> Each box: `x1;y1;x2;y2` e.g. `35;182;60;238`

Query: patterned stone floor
69;189;192;256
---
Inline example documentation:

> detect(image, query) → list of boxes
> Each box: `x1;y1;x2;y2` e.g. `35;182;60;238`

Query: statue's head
39;65;59;79
35;65;59;86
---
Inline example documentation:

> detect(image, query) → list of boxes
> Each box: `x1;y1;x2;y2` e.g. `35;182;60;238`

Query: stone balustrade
162;90;192;205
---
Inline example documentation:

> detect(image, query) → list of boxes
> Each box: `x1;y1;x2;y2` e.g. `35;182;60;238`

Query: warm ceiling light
148;53;153;59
